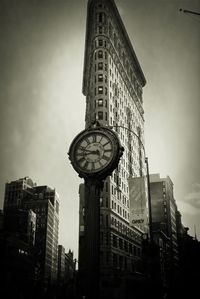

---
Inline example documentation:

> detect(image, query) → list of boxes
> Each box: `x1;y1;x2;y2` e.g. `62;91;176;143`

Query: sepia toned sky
0;0;199;258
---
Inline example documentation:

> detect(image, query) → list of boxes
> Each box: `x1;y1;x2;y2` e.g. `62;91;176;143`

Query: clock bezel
68;126;124;179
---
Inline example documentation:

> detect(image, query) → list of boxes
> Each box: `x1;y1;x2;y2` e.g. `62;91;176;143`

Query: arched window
98;50;103;59
97;99;103;106
98;111;103;120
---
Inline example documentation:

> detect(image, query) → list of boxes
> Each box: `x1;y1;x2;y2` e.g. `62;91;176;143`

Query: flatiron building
80;0;149;295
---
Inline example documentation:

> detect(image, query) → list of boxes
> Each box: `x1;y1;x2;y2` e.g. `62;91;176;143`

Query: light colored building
80;0;149;295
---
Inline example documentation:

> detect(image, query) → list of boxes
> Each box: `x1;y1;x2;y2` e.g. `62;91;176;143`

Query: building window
113;235;117;248
98;12;103;23
98;62;103;70
98;74;103;82
99;39;103;47
98;111;103;120
98;99;103;106
98;50;103;59
98;12;106;24
98;86;103;94
98;26;102;34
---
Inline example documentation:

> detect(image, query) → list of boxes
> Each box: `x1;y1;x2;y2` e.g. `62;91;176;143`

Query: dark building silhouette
0;208;36;298
149;174;180;295
3;208;36;245
174;212;200;298
65;249;76;281
57;244;66;284
3;177;59;286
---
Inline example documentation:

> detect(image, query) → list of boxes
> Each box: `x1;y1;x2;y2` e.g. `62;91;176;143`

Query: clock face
74;132;113;173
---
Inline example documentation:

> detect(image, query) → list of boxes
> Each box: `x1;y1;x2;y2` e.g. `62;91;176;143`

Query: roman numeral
79;146;86;151
99;135;103;143
76;152;85;157
102;141;110;147
101;155;110;161
104;149;112;153
83;161;89;169
98;161;103;168
92;135;97;143
77;157;85;163
91;163;95;171
85;138;90;144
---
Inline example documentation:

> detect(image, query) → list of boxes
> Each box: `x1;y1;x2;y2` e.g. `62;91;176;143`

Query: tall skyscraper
3;177;59;284
149;174;179;276
80;0;149;296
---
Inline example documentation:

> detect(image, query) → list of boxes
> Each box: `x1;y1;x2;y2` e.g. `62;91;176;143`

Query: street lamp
108;125;153;243
68;121;124;299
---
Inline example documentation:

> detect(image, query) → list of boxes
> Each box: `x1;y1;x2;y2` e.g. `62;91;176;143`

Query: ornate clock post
68;122;124;299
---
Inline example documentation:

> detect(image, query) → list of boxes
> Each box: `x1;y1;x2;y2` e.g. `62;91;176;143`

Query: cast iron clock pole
68;122;124;299
84;177;102;299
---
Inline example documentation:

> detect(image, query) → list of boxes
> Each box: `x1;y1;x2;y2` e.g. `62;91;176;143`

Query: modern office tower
3;177;59;285
149;174;179;276
81;2;148;294
57;245;66;284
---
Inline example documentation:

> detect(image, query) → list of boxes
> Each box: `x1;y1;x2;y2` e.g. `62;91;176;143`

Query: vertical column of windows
94;41;108;122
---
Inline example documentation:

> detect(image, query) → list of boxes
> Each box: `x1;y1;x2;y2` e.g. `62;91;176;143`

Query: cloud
183;183;200;210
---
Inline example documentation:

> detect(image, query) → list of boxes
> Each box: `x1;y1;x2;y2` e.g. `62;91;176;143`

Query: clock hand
85;150;100;155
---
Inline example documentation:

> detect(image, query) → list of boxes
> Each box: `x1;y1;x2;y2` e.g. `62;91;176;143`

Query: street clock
68;124;124;180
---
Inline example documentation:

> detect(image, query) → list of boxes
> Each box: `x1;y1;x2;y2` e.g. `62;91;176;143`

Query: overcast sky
0;0;199;258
